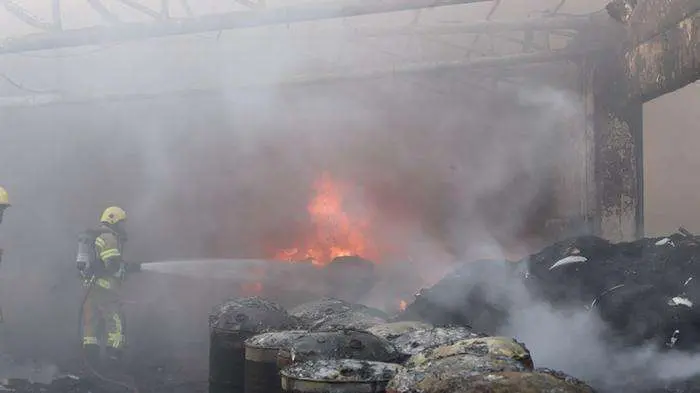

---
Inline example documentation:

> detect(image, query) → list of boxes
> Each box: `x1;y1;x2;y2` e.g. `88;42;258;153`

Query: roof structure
0;0;612;106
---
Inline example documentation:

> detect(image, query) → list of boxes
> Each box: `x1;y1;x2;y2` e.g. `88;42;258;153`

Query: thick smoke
0;2;693;391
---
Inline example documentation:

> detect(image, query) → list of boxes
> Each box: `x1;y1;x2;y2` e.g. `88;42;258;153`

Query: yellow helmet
100;206;126;225
0;187;9;206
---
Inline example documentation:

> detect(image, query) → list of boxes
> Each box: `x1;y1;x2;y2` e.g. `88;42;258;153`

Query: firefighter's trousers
81;280;125;351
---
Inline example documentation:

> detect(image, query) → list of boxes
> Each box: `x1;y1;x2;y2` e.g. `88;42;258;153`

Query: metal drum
208;296;301;392
244;330;308;393
276;330;400;370
280;359;403;393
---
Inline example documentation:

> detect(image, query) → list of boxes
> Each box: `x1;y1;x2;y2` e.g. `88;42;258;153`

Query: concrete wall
644;82;700;236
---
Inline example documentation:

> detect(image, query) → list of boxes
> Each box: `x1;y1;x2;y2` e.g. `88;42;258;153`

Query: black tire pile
524;232;700;351
399;230;700;392
403;231;700;352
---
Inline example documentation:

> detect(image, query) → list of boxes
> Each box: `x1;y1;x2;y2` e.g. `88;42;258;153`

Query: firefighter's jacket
93;224;125;290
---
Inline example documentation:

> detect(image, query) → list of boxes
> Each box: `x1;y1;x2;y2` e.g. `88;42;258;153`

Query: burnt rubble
387;336;594;393
213;296;591;393
389;326;486;360
0;377;93;393
397;230;700;392
367;321;434;341
400;230;700;352
290;297;388;330
524;231;700;352
404;336;534;370
398;259;518;333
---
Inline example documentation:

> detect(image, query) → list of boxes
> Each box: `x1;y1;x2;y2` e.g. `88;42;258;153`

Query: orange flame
399;300;408;311
275;172;376;266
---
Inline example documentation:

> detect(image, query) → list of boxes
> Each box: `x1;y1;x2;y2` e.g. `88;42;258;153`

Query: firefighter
80;206;128;365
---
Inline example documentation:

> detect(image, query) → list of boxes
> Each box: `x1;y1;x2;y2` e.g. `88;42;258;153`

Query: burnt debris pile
525;230;700;351
402;230;700;353
207;296;591;393
389;336;593;393
399;258;521;333
290;297;389;331
0;377;93;393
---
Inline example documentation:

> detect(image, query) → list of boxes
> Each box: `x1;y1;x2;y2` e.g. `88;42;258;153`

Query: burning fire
275;172;377;266
399;300;408;311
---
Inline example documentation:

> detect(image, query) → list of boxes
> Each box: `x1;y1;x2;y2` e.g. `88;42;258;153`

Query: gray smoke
0;2;695;390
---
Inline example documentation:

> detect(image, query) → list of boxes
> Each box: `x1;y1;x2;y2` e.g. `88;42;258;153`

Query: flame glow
275;172;377;266
399;300;408;311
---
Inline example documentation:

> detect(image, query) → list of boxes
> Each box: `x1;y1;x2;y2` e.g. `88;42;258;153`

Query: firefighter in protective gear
80;206;128;364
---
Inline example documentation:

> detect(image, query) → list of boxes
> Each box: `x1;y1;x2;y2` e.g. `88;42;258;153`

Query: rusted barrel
276;329;400;370
208;296;300;392
244;330;308;393
280;359;403;393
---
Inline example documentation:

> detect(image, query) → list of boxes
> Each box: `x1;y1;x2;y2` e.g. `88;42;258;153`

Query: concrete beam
625;10;700;102
0;0;489;54
0;53;571;109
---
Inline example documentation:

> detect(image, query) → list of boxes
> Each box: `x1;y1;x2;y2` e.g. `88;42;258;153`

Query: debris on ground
433;371;597;393
0;376;92;393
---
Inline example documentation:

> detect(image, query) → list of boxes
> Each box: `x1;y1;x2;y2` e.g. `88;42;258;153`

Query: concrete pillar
585;84;644;242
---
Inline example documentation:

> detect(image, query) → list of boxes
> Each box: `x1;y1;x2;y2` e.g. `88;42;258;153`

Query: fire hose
78;276;139;393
